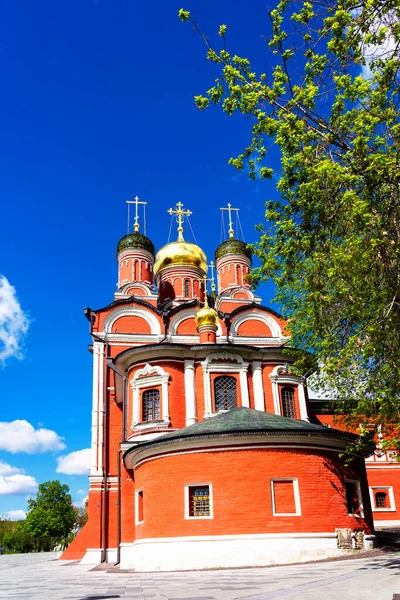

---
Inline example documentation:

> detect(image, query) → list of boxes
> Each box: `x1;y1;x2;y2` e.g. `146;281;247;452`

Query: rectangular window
345;479;364;517
369;486;396;512
185;484;213;519
142;389;160;421
135;489;144;524
281;387;296;419
271;479;301;516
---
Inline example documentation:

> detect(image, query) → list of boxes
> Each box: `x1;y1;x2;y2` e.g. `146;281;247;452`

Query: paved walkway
0;551;399;599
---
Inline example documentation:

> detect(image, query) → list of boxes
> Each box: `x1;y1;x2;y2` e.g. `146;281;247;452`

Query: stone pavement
0;551;399;600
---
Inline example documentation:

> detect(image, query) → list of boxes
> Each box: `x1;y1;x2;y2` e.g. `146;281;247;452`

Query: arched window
375;492;387;508
184;279;190;297
281;387;296;419
214;376;237;411
142;389;160;421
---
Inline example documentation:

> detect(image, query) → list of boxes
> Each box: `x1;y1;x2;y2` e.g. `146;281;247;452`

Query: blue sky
0;0;281;518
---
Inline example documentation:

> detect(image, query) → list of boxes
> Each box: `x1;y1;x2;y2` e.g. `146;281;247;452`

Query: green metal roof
147;407;352;443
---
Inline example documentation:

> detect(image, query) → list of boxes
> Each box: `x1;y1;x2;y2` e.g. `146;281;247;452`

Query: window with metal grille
375;492;387;508
142;389;160;421
188;486;210;517
184;279;190;297
281;387;296;419
214;376;237;411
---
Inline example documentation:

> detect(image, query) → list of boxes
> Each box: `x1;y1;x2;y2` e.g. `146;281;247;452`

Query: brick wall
134;447;373;540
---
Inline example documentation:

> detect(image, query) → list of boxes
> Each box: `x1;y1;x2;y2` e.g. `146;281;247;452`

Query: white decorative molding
169;308;197;336
117;282;155;296
184;360;197;425
271;478;301;516
252;361;265;411
269;365;307;420
90;342;104;476
204;351;244;366
103;306;161;335
231;311;282;338
130;364;170;429
184;483;213;520
369;486;396;512
201;352;249;417
169;308;222;337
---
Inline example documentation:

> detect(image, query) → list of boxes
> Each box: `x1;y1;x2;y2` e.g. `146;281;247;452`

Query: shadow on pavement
79;595;121;600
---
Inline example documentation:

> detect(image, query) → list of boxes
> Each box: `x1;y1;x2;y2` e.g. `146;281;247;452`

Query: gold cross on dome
126;196;147;232
209;261;216;292
168;201;192;241
220;202;240;239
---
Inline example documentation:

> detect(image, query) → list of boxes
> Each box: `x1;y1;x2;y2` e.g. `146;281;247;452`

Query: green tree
22;480;76;550
2;524;36;554
179;2;400;448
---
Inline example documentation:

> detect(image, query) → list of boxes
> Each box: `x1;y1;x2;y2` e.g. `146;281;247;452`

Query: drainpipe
224;313;231;343
158;310;169;343
106;360;128;565
115;449;122;565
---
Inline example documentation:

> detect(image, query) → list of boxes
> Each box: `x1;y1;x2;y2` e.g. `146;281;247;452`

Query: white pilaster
252;361;265;411
90;342;104;476
239;367;250;407
184;360;197;425
161;380;170;421
202;363;212;417
271;379;281;416
298;384;309;421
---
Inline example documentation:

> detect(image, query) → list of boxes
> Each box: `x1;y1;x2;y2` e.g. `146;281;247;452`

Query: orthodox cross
168;201;192;241
220;203;240;239
208;260;216;293
126;196;147;233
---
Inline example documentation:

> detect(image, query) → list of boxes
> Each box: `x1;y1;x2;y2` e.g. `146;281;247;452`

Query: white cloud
76;489;87;495
0;461;38;496
4;509;26;521
56;449;91;475
0;460;20;475
360;10;398;77
0;420;65;454
73;495;88;508
0;275;29;364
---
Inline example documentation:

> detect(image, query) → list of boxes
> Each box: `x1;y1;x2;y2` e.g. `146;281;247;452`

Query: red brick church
62;201;398;570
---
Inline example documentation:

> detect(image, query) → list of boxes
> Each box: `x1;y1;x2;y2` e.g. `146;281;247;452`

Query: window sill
131;419;170;432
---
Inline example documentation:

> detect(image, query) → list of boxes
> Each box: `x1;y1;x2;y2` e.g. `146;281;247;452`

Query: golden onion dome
154;241;208;276
195;305;219;328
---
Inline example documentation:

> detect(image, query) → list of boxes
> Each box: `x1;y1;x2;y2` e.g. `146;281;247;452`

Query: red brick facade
61;220;397;567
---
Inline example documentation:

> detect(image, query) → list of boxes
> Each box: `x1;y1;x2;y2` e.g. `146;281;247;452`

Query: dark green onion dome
116;232;155;258
215;238;252;263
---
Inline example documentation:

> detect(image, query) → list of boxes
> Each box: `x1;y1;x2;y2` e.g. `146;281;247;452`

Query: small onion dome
195;305;219;328
116;232;155;258
154;241;208;276
215;238;252;263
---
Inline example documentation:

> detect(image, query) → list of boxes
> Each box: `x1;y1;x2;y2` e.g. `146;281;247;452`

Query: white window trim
135;489;144;525
345;478;365;518
269;366;308;421
201;352;249;417
369;486;396;512
130;363;170;430
271;478;301;516
184;483;214;520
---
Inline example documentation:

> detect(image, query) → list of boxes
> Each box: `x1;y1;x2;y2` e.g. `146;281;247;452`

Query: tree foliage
22;480;76;550
180;1;400;447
